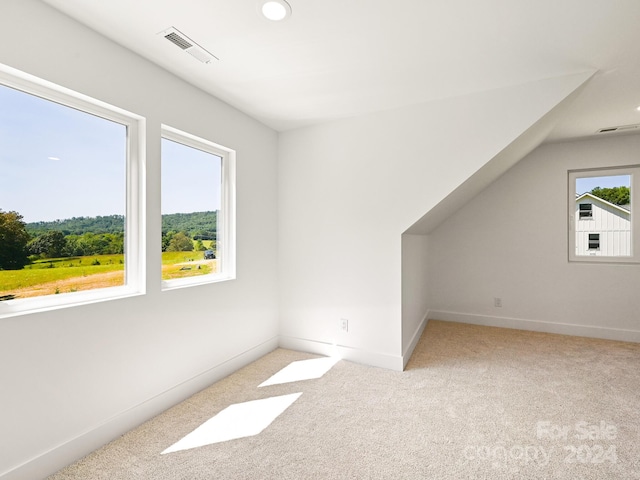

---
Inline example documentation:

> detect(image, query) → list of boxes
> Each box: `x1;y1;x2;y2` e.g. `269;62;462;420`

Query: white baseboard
1;336;279;480
278;336;404;372
401;314;429;370
428;310;640;343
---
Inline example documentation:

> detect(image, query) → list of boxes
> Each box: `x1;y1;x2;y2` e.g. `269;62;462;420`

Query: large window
569;166;639;263
161;125;235;289
0;65;144;316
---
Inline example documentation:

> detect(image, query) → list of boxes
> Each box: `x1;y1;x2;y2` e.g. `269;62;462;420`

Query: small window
0;64;144;317
569;166;639;263
578;203;593;219
161;126;235;289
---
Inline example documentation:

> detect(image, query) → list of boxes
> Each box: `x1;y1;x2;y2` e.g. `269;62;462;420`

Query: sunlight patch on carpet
258;356;340;387
161;393;302;454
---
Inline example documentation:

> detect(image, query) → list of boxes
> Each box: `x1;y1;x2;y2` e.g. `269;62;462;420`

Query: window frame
160;125;236;290
0;63;145;318
568;166;639;264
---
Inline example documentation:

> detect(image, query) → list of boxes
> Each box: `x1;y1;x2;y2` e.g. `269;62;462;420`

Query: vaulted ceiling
42;0;640;140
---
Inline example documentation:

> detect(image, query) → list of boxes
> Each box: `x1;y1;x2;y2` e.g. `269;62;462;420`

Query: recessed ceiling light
260;0;292;21
636;105;640;112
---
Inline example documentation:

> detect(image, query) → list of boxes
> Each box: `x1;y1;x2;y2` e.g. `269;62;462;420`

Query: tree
590;186;630;206
104;232;124;255
28;230;67;258
194;239;206;251
167;232;194;252
0;210;31;270
161;231;176;252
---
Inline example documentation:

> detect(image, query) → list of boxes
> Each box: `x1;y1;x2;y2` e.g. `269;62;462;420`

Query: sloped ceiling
42;0;640;139
405;73;593;234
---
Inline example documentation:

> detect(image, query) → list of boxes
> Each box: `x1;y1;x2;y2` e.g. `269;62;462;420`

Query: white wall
0;2;279;478
277;73;592;369
401;233;430;364
428;133;640;341
0;2;608;476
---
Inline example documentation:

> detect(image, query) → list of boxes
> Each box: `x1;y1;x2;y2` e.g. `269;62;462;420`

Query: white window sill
0;286;144;319
162;273;236;291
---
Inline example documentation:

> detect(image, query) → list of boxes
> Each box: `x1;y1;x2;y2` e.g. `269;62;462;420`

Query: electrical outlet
494;297;502;308
340;318;349;332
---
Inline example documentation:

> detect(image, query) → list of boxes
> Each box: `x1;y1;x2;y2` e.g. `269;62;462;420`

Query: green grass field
0;247;218;299
0;255;125;292
161;248;216;280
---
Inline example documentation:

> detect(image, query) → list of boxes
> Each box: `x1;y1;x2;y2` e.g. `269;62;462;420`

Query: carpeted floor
48;320;640;479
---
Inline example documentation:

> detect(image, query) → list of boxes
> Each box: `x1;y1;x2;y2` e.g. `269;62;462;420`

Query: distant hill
161;211;217;240
27;215;125;236
26;211;217;239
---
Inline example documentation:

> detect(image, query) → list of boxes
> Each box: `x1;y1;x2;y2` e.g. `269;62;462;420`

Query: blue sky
0;83;125;223
0;83;221;223
161;138;221;215
576;174;630;196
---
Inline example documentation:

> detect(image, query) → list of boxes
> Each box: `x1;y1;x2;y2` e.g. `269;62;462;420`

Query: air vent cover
165;32;193;50
597;124;640;134
159;27;218;64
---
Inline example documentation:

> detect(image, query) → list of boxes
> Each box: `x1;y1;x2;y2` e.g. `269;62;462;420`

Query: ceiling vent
596;124;640;134
159;27;218;64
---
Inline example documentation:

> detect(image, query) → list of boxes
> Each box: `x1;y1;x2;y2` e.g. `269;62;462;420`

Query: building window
161;125;235;289
569;166;639;263
578;203;593;219
0;64;144;317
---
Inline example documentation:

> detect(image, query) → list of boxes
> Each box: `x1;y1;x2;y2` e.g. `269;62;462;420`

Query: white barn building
575;193;631;256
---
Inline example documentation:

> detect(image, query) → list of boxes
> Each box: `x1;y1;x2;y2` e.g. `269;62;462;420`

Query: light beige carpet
48;320;640;479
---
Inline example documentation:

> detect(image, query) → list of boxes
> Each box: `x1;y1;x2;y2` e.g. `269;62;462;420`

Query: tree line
28;230;124;258
27;215;125;237
25;211;217;238
588;186;630;206
161;231;213;253
0;210;218;270
161;211;217;241
161;211;217;252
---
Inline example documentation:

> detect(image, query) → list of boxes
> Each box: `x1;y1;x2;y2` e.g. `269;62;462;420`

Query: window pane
0;84;127;300
574;174;630;257
161;138;222;280
578;203;592;219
